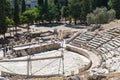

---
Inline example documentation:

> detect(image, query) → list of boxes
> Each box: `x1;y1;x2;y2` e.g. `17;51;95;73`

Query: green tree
21;0;26;13
87;7;116;24
65;0;68;6
20;8;38;32
5;0;13;18
108;0;120;19
54;0;68;22
89;0;95;12
0;0;7;37
44;0;48;14
14;0;20;34
68;0;81;24
41;0;48;21
37;0;44;23
88;0;109;12
6;17;14;36
54;0;58;5
101;0;109;7
54;0;68;8
107;9;116;22
93;0;109;8
38;0;44;6
87;13;95;24
80;0;90;22
44;2;59;23
5;0;14;37
108;0;112;8
61;6;69;23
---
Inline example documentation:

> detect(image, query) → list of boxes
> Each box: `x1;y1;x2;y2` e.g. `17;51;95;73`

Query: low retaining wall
66;31;81;44
14;43;61;57
66;45;92;75
1;71;63;80
66;45;91;60
106;72;120;79
71;44;103;68
82;46;103;67
91;49;103;66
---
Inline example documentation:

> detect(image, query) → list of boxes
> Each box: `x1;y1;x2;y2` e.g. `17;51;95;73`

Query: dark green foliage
20;8;38;24
65;0;68;6
6;17;14;26
0;0;7;35
108;0;120;19
37;0;44;22
101;0;109;7
87;7;116;24
61;6;69;23
44;2;59;23
89;0;96;12
14;0;20;26
44;0;48;13
20;8;38;32
38;0;44;6
107;9;116;22
54;0;58;5
80;0;90;21
89;0;109;11
54;0;68;21
0;0;118;28
22;0;26;13
5;0;12;18
61;6;69;19
93;0;108;7
37;0;61;23
68;0;81;24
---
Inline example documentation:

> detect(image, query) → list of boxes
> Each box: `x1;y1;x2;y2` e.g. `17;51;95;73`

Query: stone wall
66;45;92;75
15;43;61;57
66;31;82;44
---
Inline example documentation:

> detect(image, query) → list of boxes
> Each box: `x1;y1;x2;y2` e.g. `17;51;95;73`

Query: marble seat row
69;27;120;74
70;28;120;54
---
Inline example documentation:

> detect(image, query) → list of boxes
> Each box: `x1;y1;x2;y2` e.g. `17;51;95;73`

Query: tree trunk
27;23;30;33
15;25;17;34
74;18;77;24
3;34;5;39
49;21;51;24
65;18;66;24
13;25;15;36
79;19;81;24
9;27;11;36
69;18;71;24
41;19;44;24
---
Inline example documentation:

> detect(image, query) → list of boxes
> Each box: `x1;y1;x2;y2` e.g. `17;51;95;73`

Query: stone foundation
14;43;61;57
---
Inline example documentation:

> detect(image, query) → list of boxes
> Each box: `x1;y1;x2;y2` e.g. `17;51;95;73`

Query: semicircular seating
69;27;120;74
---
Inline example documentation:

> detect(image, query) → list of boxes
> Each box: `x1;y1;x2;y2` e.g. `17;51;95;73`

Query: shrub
87;7;116;24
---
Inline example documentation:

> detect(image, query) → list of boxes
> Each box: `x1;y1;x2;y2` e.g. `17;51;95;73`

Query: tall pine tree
5;0;13;18
81;0;90;22
37;0;44;23
38;0;44;6
44;0;48;13
14;0;20;34
89;0;109;11
21;0;26;13
43;0;48;20
68;0;81;24
0;0;7;36
54;0;58;5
